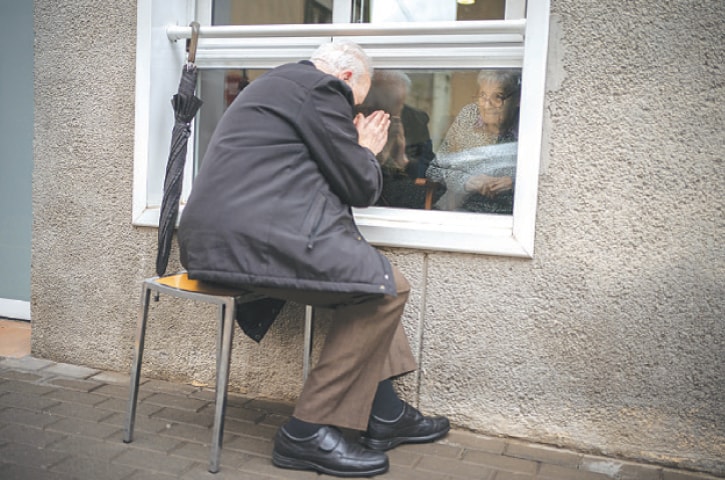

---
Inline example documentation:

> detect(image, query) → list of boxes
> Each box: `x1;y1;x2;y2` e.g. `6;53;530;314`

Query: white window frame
133;0;550;257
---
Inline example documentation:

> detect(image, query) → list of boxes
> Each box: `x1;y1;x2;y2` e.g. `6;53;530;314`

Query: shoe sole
272;451;389;477
360;425;451;451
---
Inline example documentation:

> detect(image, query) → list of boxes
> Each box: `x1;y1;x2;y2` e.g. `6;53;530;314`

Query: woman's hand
464;174;513;198
354;110;391;156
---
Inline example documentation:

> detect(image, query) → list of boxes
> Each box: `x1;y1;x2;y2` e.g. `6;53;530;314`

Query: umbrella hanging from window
156;22;203;277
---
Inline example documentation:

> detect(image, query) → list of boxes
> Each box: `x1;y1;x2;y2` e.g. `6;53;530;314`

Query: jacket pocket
300;193;326;250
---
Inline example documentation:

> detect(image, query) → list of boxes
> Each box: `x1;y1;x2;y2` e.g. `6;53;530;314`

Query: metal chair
123;272;314;473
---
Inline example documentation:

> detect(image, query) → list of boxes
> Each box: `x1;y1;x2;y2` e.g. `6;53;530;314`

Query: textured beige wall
32;0;723;475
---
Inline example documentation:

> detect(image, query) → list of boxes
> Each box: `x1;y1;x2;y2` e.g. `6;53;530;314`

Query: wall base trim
0;299;31;321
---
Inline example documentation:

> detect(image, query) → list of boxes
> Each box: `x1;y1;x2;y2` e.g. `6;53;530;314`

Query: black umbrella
156;22;203;277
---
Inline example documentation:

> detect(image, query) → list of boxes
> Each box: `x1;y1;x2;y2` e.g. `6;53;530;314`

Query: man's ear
338;70;353;82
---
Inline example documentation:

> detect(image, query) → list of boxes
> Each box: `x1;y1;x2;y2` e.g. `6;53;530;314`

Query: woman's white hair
310;40;373;79
477;69;521;95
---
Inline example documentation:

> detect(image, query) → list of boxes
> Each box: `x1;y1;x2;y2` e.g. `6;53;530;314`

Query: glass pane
198;66;520;215
212;0;333;25
354;0;505;23
360;68;520;214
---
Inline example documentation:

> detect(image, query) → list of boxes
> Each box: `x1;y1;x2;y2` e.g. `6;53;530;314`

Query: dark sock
371;379;404;421
283;416;323;438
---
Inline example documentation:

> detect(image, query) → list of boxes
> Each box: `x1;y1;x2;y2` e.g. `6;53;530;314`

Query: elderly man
178;40;449;477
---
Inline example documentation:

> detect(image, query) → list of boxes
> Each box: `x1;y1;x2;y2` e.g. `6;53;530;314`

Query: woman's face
475;80;518;131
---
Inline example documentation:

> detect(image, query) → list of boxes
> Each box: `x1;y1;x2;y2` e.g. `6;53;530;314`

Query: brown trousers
252;265;417;430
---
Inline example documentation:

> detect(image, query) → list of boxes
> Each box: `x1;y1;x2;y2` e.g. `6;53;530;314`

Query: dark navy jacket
178;61;396;339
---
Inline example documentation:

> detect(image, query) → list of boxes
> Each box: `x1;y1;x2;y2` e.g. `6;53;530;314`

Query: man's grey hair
310;40;374;79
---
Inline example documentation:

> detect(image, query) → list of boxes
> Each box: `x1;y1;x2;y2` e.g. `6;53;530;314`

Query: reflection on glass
211;0;505;25
212;0;332;25
357;0;505;22
426;69;520;214
197;66;521;215
358;68;520;214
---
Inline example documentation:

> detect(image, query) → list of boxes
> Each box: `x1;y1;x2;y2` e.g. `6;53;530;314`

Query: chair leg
303;305;314;381
124;283;152;443
209;299;235;473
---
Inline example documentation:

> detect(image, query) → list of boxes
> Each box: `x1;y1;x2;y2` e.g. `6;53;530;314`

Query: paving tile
0;370;44;382
157;420;220;444
112;447;196;475
182;462;276;479
258;412;289;427
124;470;180;480
51;455;136;480
238;455;319;479
387;447;423;467
42;362;100;379
396;440;464;459
0;356;55;371
151;406;215;428
208;403;267;423
580;455;666;479
0;462;77;480
144;392;209;411
122;429;185;453
222;417;277;439
662;469;722;480
439;430;507;454
44;376;104;392
45;400;116;422
0;442;70;469
0;391;61;411
385;464;455;480
0;422;66;448
504;440;582;468
244;398;295;416
0;406;60;428
142;379;200;395
226;393;255;408
95;395;165;416
189;388;221;402
91;370;134;385
170;441;251;469
0;379;58;396
445;430;507;454
538;463;612;480
492;471;535;480
43;388;110;406
224;434;275;457
0;357;718;480
103;411;171;434
618;461;663;480
45;434;129;461
416;455;495;479
94;383;153;400
45;416;121;440
462;449;539;475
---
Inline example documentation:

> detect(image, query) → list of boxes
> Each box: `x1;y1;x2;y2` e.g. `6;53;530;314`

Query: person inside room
426;69;521;214
357;70;438;210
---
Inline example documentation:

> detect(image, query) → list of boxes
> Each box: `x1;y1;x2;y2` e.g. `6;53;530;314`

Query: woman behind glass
427;69;521;213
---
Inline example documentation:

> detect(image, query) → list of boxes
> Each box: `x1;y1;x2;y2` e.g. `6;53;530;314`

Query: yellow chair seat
155;273;249;297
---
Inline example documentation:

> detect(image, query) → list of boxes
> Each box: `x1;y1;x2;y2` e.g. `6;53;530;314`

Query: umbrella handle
186;21;200;65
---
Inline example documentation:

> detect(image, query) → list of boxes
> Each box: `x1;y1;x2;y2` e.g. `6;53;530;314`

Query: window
133;0;550;257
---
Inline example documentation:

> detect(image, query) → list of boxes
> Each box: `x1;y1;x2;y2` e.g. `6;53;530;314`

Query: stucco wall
32;0;723;475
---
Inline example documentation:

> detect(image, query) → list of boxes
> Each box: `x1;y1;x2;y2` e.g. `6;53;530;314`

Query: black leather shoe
360;402;450;451
273;425;389;477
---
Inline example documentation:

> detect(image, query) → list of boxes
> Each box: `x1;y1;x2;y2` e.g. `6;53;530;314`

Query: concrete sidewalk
0;356;719;480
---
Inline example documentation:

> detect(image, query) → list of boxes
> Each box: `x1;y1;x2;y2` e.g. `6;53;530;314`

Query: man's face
348;72;371;106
